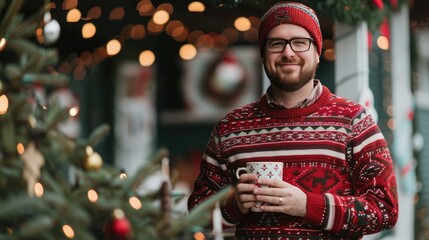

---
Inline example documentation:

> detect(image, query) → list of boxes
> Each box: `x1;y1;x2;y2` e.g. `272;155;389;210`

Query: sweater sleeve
187;126;244;226
304;109;398;236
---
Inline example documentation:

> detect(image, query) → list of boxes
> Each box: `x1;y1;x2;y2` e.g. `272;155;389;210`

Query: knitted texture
188;86;398;240
259;2;323;56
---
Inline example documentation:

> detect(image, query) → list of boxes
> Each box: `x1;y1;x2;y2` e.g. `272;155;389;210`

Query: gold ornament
82;151;103;170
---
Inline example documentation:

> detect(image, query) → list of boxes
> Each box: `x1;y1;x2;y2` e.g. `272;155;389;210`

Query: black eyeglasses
266;38;314;53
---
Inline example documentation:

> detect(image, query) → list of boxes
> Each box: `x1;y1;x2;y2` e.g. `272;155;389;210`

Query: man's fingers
238;173;259;183
253;186;283;196
257;178;288;188
237;193;258;202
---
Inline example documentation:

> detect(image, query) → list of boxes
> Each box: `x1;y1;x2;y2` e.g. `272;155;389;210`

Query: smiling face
263;24;320;92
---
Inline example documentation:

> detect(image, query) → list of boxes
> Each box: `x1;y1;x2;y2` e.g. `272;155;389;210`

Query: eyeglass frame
265;37;314;53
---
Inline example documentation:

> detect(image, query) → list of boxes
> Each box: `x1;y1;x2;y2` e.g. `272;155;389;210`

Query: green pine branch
0;0;24;39
0;1;236;239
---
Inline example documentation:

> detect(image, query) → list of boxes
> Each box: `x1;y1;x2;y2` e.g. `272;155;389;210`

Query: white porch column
334;21;369;102
416;29;429;95
390;4;415;240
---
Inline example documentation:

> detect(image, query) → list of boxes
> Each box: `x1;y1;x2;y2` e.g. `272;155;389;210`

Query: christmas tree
0;1;229;239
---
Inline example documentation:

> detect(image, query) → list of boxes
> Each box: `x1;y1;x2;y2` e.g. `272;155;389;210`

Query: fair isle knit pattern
188;86;398;240
260;3;320;28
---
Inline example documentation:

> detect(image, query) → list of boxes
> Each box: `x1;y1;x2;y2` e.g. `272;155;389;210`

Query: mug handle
235;167;248;179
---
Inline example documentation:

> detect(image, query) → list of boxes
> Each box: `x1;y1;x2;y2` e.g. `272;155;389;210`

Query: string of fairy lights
42;0;393;82
34;0;262;81
0;0;394;83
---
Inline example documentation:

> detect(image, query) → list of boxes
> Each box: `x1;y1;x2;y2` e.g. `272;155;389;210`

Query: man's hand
254;178;307;217
234;173;259;213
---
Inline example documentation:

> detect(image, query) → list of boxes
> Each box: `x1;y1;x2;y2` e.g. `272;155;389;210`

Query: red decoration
367;32;373;51
364;100;371;108
380;18;390;42
104;213;132;240
407;110;414;120
389;0;399;10
372;0;384;10
400;161;413;177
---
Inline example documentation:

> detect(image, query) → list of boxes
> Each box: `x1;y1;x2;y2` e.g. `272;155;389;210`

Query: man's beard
268;62;317;92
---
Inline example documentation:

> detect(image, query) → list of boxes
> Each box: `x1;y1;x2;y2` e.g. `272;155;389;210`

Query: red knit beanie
258;2;322;56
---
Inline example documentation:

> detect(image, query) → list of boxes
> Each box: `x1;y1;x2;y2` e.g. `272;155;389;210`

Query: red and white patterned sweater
188;86;398;240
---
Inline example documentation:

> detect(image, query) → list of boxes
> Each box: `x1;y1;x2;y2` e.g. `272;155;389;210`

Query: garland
201;0;408;31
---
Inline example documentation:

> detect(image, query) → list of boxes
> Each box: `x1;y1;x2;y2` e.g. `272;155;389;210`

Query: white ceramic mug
235;162;283;212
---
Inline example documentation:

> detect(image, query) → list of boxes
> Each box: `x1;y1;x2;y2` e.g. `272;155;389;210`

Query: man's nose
281;43;295;57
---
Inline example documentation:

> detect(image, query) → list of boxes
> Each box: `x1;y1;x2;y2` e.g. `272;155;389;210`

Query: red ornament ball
105;217;132;239
113;218;131;236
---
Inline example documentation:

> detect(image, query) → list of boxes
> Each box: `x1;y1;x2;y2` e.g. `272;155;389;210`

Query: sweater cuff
221;191;246;224
303;192;327;227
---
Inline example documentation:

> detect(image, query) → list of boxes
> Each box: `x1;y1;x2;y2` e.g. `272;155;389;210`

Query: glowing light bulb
35;182;44;197
179;44;197;60
153;10;169;25
377;36;389;50
66;9;81;22
234;17;251;32
88;189;98;203
0;37;7;51
106;39;121;56
82;23;96;39
0;94;9;114
188;1;205;12
139;50;155;67
17;143;25;154
62;225;75;238
129;196;142;209
69;106;79;117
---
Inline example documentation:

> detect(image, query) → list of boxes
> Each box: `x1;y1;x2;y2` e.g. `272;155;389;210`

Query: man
188;2;398;239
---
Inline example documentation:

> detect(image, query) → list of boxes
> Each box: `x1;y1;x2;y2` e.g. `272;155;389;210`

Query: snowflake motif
267;171;274;178
261;164;268;171
274;10;291;25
